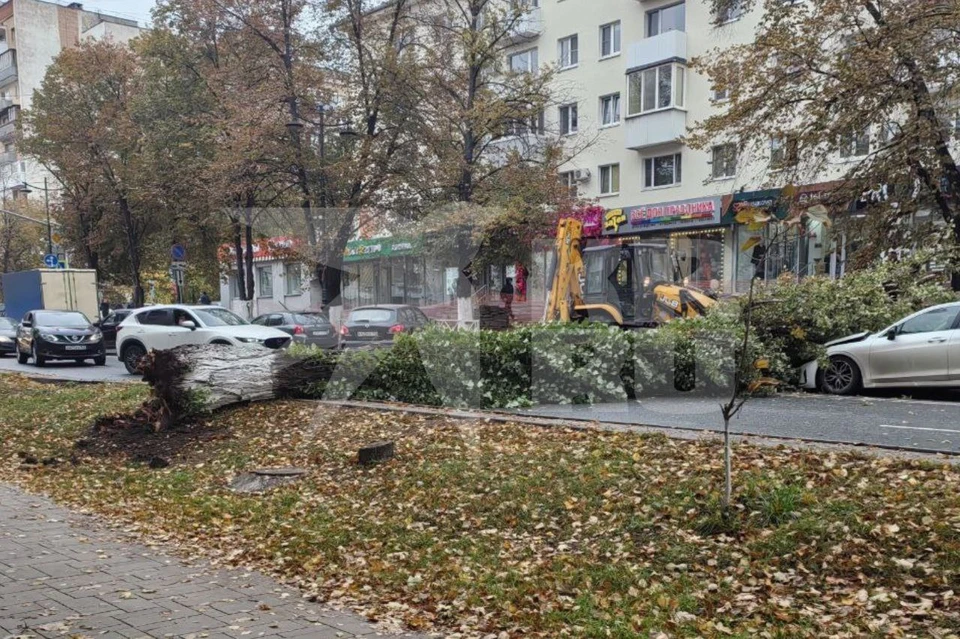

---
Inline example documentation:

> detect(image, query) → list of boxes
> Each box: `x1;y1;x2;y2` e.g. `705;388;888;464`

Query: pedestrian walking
198;291;211;305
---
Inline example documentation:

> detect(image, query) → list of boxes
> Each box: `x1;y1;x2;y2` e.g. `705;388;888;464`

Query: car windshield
0;317;15;329
350;309;395;323
297;313;329;326
35;312;90;327
192;308;248;327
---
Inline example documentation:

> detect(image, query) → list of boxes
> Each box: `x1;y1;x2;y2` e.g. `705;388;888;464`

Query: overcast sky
67;0;157;27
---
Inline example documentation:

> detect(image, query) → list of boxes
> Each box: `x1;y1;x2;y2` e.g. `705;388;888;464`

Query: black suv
16;310;106;367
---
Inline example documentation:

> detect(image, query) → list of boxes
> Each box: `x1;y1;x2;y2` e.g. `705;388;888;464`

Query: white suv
116;305;291;374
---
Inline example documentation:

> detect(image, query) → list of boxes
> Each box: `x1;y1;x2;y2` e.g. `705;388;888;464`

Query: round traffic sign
43;253;59;268
171;244;187;262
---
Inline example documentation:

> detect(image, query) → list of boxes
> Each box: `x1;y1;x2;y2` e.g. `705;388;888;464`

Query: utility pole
44;177;51;255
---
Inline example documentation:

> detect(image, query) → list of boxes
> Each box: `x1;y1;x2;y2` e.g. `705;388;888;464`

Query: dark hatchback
16;310;106;367
0;317;17;356
94;309;133;350
252;311;339;349
340;305;431;349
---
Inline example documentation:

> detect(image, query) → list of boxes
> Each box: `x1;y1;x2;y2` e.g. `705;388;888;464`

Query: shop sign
603;208;627;233
722;189;788;223
344;237;418;262
627;197;722;231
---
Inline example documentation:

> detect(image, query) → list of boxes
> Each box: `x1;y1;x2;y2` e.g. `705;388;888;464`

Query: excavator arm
545;218;586;322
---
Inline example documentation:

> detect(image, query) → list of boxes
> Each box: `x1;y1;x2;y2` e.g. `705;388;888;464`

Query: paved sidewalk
0;484;426;639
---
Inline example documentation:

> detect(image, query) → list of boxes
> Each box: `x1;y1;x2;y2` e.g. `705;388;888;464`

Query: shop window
643;153;682;188
257;266;273;298
671;231;725;291
628;63;685;115
284;264;302;296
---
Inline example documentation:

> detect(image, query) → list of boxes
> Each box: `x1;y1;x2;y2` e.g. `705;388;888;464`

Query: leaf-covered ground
2;375;959;638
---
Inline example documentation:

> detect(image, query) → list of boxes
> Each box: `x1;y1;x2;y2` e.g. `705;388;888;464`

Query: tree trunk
118;196;143;307
244;222;255;301
233;219;246;301
138;345;338;428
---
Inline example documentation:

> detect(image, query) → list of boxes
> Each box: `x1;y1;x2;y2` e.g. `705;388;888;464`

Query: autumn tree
690;0;960;288
22;42;160;306
400;0;581;320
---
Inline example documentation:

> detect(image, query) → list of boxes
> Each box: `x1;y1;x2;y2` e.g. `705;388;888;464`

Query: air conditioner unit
573;169;591;182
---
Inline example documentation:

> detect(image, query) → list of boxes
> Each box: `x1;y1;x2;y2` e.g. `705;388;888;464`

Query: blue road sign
43;254;59;269
171;244;187;262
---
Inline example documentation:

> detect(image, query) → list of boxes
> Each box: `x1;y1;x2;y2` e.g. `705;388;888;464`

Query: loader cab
582;242;674;326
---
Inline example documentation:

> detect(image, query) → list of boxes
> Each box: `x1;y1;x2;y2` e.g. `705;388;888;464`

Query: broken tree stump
358;441;396;465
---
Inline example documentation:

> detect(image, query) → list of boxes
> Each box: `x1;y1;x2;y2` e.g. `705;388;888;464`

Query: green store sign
343;237;419;263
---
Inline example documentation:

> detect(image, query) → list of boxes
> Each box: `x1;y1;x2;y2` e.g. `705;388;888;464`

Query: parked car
801;302;960;395
15;310;106;367
340;304;431;349
94;309;133;351
0;317;17;357
251;311;339;349
116;305;292;374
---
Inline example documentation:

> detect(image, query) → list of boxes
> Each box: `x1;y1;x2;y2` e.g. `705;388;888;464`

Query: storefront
340;237;451;309
726;187;836;293
601;195;731;293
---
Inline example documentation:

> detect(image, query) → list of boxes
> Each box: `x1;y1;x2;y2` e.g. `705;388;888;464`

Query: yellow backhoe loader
545;218;717;327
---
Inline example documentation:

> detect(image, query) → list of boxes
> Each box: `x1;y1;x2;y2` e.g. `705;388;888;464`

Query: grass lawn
2;374;959;638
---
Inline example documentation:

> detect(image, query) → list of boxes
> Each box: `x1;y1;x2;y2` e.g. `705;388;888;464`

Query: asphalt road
2;353;960;454
0;351;133;383
521;392;960;454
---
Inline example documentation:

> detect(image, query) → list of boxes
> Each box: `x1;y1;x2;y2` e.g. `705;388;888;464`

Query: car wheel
94;355;106;366
17;348;29;365
820;356;862;396
32;342;46;368
122;343;147;375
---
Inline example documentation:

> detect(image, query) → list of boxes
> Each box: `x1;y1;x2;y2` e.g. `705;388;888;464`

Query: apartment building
504;0;843;294
0;0;142;200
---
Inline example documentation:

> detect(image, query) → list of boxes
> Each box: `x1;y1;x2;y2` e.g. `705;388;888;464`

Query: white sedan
116;305;291;374
801;302;960;395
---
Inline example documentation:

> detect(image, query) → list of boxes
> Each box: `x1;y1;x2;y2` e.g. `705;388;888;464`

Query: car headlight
40;333;59;342
237;337;264;344
0;336;11;343
88;332;102;343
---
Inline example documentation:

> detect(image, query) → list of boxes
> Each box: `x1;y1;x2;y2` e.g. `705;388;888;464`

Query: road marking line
879;424;960;434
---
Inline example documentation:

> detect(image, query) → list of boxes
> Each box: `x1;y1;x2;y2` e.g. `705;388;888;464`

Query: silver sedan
801;302;960;395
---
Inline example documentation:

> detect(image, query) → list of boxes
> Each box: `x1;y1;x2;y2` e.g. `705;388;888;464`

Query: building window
600;93;620;127
599;164;620;195
770;136;799;168
716;0;745;23
559;34;579;69
508;48;538;73
502;111;545;137
711;144;737;179
559;103;578;135
559;171;578;197
285;264;303;296
647;2;685;36
600;21;621;58
628;63;685;115
643;153;682;188
839;128;870;158
257;266;273;298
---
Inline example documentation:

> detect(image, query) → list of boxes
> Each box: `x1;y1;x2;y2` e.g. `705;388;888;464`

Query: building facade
0;0;142;200
503;0;852;294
